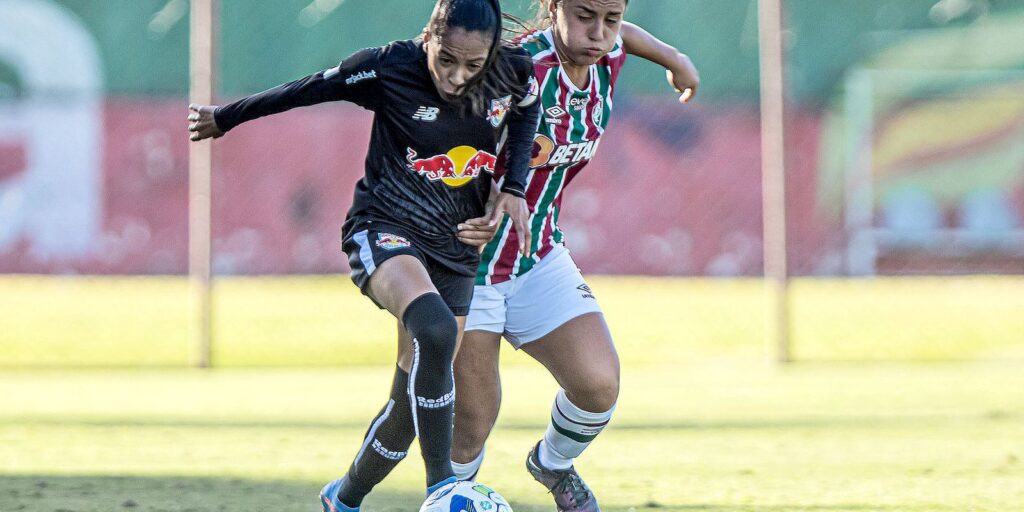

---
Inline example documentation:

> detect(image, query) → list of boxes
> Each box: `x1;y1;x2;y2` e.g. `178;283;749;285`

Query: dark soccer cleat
525;442;600;512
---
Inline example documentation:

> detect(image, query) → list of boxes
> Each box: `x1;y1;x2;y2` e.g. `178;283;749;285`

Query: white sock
538;389;615;471
451;447;485;481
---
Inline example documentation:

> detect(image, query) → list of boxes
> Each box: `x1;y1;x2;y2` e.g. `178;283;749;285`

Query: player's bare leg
523;313;619;413
449;328;503;480
520;312;619;512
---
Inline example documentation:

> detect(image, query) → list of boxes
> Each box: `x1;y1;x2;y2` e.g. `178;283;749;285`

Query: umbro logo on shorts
578;283;595;299
412;106;440;122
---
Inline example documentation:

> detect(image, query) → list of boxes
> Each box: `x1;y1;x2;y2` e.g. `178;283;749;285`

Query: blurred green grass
0;362;1021;511
1;275;1022;366
1;275;1023;510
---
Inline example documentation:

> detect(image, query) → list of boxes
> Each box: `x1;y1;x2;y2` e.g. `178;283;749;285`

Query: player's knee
415;316;458;360
569;369;619;413
403;293;458;362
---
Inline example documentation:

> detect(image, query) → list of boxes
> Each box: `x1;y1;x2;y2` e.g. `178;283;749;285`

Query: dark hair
427;0;530;117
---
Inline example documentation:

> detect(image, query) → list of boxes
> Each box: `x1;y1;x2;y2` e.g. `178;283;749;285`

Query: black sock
402;292;458;488
337;366;416;507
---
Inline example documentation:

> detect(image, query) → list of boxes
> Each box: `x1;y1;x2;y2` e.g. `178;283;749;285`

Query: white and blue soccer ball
419;481;513;512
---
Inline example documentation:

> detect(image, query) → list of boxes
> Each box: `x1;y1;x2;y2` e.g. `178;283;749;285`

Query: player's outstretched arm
620;22;700;103
188;104;225;142
190;47;382;141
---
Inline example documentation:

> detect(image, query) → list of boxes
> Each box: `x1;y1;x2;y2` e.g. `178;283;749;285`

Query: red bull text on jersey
480;28;627;285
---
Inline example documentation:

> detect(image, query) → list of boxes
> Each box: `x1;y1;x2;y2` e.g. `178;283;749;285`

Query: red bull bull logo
487;95;513;128
406;146;497;188
376;233;410;250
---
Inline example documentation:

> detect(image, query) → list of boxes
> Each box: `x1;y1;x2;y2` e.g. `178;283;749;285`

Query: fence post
189;0;217;368
758;0;791;363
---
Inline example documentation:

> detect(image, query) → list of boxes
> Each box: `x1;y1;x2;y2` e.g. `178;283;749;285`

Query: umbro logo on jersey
546;106;567;118
545;106;568;125
345;70;377;85
578;283;595;299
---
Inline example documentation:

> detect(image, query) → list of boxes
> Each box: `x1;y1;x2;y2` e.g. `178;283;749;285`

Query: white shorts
465;247;603;348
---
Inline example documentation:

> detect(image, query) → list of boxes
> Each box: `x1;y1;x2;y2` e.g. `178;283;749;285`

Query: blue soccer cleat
426;476;459;496
319;477;359;512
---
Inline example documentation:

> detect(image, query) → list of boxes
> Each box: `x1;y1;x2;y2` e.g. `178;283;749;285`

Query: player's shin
336;365;416;507
539;389;616;470
402;292;459;490
451;447;484;481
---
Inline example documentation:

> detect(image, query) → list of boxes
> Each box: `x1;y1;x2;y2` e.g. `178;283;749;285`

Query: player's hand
457;216;499;250
488;192;531;257
667;53;699;104
188;103;225;141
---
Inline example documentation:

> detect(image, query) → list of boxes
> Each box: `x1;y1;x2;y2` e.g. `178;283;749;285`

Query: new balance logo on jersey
412;106;440;122
577;283;595;299
345;70;377;85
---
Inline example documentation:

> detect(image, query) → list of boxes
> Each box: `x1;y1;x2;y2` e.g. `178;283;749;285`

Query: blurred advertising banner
1;0;1022;276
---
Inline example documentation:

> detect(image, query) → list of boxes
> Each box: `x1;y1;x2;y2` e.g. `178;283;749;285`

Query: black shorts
342;222;474;316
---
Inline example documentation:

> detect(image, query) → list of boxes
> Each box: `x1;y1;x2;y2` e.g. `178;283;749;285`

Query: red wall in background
0;99;836;276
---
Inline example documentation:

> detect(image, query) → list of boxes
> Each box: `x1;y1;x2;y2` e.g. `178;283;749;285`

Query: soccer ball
419;481;513;512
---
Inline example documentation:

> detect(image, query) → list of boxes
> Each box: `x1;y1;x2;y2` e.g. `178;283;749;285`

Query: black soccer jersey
214;40;540;274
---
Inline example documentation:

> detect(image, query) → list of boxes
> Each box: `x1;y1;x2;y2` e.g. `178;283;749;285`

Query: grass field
1;276;1023;511
2;276;1023;366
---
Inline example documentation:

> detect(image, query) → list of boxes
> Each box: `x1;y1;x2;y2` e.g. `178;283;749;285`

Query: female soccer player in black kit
187;0;540;509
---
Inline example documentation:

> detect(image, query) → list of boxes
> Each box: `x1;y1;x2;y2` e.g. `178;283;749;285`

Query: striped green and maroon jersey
480;28;627;285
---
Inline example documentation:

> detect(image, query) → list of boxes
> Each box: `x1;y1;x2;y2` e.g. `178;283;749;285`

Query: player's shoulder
515;28;556;61
503;44;535;77
376;39;424;69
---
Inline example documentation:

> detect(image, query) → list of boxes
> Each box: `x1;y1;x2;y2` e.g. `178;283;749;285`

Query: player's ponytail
427;0;530;118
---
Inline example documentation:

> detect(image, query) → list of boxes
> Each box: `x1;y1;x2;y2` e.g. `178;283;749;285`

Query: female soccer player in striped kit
188;1;541;509
446;0;700;509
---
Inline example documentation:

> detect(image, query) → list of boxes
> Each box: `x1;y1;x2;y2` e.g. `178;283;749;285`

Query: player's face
550;0;626;66
424;27;493;101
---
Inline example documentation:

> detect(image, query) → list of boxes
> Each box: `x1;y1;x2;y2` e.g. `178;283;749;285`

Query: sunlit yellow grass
1;275;1022;367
